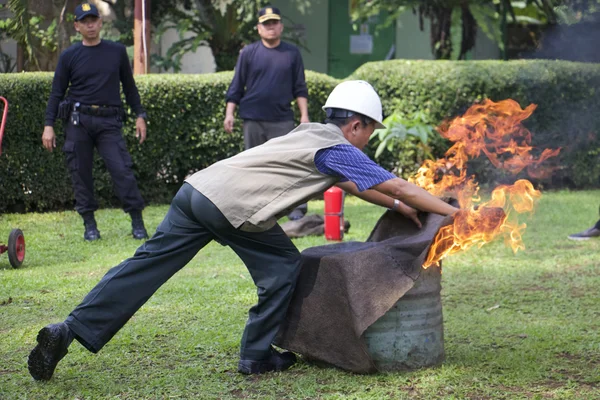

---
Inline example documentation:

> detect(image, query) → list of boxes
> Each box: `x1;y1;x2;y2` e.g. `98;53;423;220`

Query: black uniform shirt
225;41;308;122
45;40;145;126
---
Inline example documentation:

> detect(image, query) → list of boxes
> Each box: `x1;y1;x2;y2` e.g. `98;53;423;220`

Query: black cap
258;6;281;23
74;3;100;21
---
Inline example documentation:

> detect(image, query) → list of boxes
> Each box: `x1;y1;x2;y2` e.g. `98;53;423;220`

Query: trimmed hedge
0;71;338;212
352;60;600;189
0;60;598;213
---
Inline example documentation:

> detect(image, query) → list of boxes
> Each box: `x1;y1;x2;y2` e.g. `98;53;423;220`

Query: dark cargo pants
63;113;145;214
65;183;302;360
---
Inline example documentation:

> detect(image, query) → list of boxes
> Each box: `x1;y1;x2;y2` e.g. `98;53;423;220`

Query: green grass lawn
1;190;599;399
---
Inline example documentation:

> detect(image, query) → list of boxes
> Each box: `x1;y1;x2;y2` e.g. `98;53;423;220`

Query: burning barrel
363;265;444;371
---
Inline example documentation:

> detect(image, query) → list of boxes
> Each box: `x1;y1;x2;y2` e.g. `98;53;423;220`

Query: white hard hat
322;80;386;129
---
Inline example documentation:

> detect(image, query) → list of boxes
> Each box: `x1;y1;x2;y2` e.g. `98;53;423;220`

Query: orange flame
414;99;560;268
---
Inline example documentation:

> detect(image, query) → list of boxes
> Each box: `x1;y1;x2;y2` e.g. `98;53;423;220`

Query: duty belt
78;104;121;117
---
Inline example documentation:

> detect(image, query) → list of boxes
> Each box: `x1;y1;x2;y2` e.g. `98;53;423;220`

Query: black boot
238;347;297;375
82;212;101;241
28;322;74;381
287;203;308;221
130;210;149;240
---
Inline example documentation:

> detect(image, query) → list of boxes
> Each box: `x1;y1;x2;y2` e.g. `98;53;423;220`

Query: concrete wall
393;9;500;61
272;0;329;73
395;10;434;60
157;30;216;74
471;32;502;60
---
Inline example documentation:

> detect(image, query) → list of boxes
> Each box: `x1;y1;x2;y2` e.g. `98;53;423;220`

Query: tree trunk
134;0;151;74
57;0;77;55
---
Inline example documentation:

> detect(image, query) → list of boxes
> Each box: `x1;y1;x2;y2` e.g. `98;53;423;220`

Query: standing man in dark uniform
42;3;149;241
224;6;310;221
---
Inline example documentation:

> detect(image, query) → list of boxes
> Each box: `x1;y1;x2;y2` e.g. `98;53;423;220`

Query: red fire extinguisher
324;186;345;241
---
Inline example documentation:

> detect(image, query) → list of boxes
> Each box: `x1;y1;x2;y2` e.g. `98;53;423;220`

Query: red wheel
8;229;25;268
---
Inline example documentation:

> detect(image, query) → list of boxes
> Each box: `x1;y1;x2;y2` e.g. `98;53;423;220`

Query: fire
413;99;560;268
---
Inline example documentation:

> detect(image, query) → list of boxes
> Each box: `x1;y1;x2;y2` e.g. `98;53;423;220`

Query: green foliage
350;1;561;60
2;60;599;213
152;0;271;72
370;111;437;178
352;59;600;188
0;70;338;213
0;0;58;70
152;0;311;72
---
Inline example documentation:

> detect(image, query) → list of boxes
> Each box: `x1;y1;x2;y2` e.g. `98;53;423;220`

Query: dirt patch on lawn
541;264;600;281
465;381;598;399
520;285;550;292
556;351;600;367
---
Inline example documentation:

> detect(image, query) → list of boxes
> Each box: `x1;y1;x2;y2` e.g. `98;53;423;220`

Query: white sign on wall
350;35;373;54
350;23;373;54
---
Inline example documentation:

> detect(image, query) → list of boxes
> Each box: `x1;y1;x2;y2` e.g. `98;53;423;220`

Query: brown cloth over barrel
274;205;455;373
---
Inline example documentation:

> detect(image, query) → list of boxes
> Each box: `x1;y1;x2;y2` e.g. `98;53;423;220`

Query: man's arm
224;102;237;133
42;52;70;152
119;45;147;144
336;181;424;227
296;97;309;123
372;178;459;216
119;45;144;116
44;53;70;128
224;48;248;133
316;145;457;224
292;47;309;123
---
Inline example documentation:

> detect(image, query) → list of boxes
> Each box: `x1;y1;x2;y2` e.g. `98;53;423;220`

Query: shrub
1;60;598;213
0;71;338;212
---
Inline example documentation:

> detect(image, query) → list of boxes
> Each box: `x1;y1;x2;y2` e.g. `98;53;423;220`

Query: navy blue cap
258;6;281;23
74;3;100;21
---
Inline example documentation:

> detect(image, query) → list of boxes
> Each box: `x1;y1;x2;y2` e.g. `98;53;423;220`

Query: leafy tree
0;0;60;71
351;0;598;60
152;0;309;72
0;0;160;71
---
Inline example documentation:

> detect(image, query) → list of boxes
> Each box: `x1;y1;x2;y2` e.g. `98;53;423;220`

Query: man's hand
136;117;147;144
396;203;423;229
300;114;310;124
42;126;56;152
224;114;235;133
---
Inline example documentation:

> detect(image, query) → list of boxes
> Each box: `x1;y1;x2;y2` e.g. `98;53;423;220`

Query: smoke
524;14;600;63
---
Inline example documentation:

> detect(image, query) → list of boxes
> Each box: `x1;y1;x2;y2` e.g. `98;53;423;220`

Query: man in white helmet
28;81;459;381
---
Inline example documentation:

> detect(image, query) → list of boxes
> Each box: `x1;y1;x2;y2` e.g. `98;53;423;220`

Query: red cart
0;96;26;268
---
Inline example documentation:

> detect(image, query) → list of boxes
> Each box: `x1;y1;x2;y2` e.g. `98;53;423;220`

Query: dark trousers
63;113;145;215
242;120;296;150
65;183;302;360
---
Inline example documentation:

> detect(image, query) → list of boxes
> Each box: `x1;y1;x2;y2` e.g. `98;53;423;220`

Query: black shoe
84;225;101;241
287;208;306;221
28;322;73;381
238;347;297;375
82;212;101;241
130;210;149;240
568;226;600;241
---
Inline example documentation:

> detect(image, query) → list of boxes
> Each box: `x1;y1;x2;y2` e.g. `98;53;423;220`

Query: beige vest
185;123;350;231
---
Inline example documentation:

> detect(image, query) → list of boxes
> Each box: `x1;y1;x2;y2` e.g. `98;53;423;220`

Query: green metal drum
363;265;444;371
